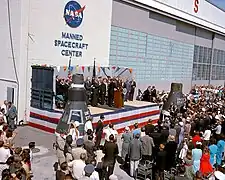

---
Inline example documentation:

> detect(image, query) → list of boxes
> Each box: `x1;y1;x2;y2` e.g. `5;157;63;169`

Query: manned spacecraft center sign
54;1;89;57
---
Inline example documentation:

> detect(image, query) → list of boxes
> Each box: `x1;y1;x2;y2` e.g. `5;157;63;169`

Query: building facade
109;0;225;92
0;0;225;121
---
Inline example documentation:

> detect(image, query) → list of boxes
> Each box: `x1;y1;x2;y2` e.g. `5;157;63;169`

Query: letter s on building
194;0;199;13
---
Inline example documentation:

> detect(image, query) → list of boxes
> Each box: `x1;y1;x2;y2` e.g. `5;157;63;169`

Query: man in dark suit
84;135;96;164
91;78;100;107
95;115;104;149
124;78;130;102
108;79;116;107
99;79;106;105
156;144;167;180
102;134;119;180
84;77;92;105
145;119;155;135
129;79;136;101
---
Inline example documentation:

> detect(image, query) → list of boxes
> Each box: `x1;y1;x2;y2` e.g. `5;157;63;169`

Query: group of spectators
0;100;35;180
120;85;225;179
55;85;225;180
55;115;119;180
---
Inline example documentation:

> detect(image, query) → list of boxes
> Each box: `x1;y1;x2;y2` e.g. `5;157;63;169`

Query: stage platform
29;101;160;134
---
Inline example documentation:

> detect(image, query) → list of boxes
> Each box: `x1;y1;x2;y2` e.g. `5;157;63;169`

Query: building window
211;48;225;80
109;26;194;82
192;45;211;80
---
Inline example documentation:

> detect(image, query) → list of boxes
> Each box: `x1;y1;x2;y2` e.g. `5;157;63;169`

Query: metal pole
68;56;72;76
209;33;215;85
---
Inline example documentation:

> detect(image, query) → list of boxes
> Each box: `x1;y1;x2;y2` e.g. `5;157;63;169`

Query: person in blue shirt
216;134;225;166
132;123;141;138
208;138;218;167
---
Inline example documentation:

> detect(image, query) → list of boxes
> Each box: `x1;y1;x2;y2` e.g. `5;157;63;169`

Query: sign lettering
194;0;199;13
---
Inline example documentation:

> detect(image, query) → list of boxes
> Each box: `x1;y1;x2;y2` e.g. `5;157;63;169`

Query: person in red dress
200;147;213;177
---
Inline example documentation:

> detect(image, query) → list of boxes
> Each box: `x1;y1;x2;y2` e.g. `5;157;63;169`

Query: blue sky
210;0;225;10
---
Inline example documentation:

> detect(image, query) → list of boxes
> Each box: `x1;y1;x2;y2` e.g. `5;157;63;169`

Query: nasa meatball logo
64;1;85;28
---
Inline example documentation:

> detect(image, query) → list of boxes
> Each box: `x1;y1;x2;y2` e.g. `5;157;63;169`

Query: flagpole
68;56;71;76
92;58;96;83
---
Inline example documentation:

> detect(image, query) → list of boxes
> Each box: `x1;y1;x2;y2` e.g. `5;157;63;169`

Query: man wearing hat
72;138;86;160
95;115;104;149
80;164;95;180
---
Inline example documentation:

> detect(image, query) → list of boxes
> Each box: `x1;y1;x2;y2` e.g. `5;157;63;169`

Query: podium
114;89;123;108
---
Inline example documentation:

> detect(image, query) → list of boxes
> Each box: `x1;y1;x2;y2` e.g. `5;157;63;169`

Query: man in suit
84;135;96;164
99;79;106;105
124;78;130;102
129;78;136;101
91;78;100;107
156;144;167;180
108;79;116;107
84;77;92;105
6;102;17;130
95;115;104;149
102;134;119;180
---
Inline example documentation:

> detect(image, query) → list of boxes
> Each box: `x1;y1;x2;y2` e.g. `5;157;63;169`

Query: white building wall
27;0;112;66
0;0;22;118
0;0;113;122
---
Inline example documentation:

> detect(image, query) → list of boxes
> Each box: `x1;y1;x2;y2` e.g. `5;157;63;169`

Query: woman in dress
184;150;194;180
208;138;218;167
121;127;132;165
200;147;213;177
192;142;202;173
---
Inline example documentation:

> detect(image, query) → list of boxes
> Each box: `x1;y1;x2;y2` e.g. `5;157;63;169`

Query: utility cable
7;0;19;109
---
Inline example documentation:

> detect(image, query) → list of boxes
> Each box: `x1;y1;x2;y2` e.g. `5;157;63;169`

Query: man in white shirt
214;122;222;135
0;140;11;162
0;140;11;179
214;121;222;141
103;124;118;142
0;101;8;115
68;153;86;179
84;118;93;133
203;126;211;145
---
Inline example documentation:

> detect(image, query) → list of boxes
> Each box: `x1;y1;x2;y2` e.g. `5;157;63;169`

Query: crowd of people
0;100;36;180
1;84;225;180
54;85;225;180
56;75;136;108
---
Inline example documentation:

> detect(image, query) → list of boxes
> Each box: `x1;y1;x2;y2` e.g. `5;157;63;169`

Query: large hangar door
31;66;54;110
7;87;14;103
